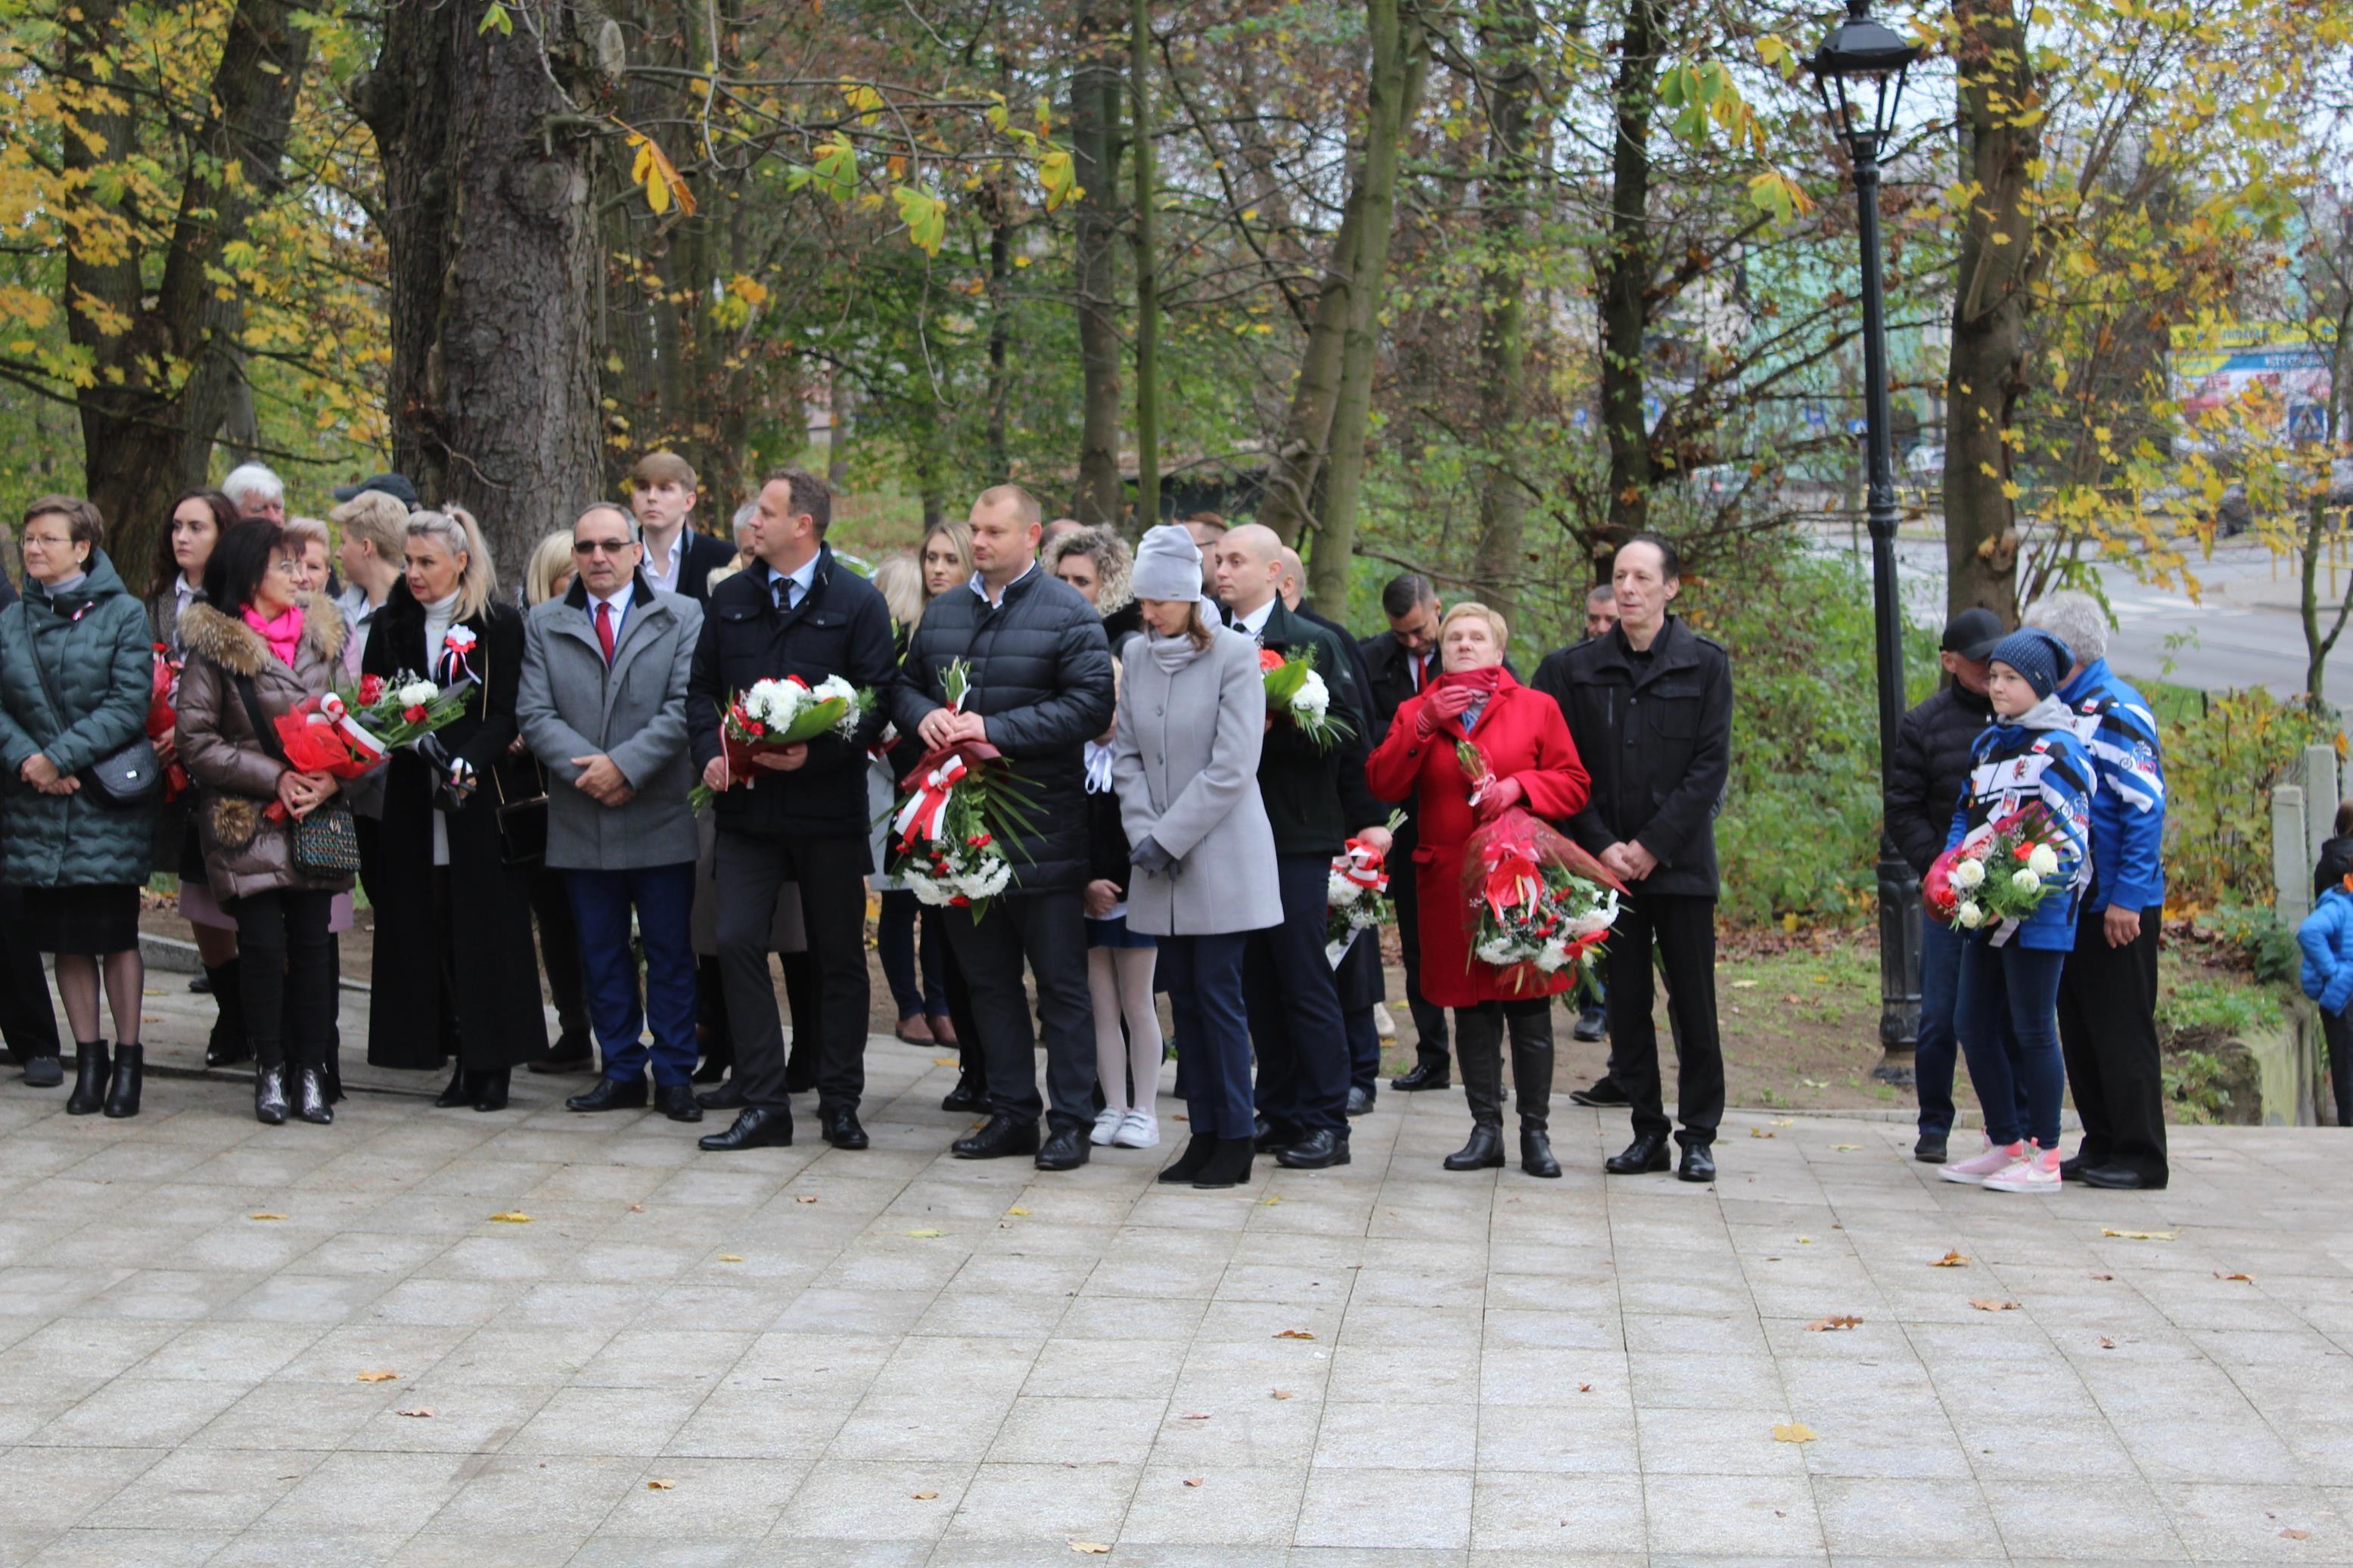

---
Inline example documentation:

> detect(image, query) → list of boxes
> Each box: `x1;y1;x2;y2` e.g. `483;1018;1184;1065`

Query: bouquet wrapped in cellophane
1460;806;1624;998
690;674;871;811
1922;801;2072;939
885;659;1040;916
1326;809;1404;967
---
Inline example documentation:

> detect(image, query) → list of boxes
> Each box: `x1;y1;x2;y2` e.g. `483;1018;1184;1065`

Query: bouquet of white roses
1260;647;1351;750
1925;803;2071;938
692;674;871;810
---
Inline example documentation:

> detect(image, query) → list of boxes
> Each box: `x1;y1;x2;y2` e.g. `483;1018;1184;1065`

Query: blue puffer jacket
2300;886;2353;1015
1944;694;2097;952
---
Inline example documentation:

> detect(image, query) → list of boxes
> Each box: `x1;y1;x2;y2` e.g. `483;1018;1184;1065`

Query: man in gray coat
518;503;707;1122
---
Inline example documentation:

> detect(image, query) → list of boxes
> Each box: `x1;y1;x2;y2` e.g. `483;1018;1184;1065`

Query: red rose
357;674;385;706
402;704;426;723
1258;648;1284;673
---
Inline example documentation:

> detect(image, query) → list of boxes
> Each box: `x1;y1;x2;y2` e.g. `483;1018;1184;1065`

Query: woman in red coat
1366;601;1590;1177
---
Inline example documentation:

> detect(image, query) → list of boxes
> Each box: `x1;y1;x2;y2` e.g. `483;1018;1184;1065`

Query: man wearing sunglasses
518;502;708;1122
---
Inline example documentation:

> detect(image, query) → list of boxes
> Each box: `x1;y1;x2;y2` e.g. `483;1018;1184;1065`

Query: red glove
1475;774;1524;821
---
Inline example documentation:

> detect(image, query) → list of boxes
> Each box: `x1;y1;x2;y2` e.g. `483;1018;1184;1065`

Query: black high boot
1508;1008;1559;1177
102;1045;142;1118
254;1063;289;1126
65;1041;110;1116
1444;1008;1506;1171
433;1060;471;1107
204;960;250;1067
1191;1136;1255;1190
1158;1134;1218;1184
472;1067;511;1112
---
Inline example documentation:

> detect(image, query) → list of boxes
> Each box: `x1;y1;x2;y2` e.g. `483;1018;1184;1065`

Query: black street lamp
1811;0;1923;1080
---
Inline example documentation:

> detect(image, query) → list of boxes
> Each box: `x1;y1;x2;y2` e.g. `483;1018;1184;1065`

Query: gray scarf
1148;610;1217;675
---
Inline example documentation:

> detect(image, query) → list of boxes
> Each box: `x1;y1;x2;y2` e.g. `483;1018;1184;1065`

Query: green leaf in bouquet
776;696;848;744
1263;654;1309;704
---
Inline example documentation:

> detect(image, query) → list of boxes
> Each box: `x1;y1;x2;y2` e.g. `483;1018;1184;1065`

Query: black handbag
492;758;549;868
235;675;362;877
23;619;161;809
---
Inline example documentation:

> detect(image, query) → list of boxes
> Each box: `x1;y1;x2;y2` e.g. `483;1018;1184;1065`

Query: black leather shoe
66;1042;109;1116
939;1071;984;1113
953;1114;1040;1160
1192;1135;1254;1189
697;1079;746;1111
1572;1006;1609;1042
1276;1129;1350;1169
1605;1132;1671;1174
1158;1135;1217;1184
102;1045;142;1118
655;1083;704;1122
529;1033;596;1075
1570;1076;1630;1107
1253;1120;1296;1154
1678;1143;1717;1183
472;1068;511;1113
822;1108;870;1150
2059;1155;2088;1181
21;1053;61;1089
433;1063;471;1108
1444;1124;1506;1171
253;1064;288;1126
1914;1133;1949;1165
699;1105;793;1151
2078;1163;2149;1190
567;1077;649;1113
1035;1126;1090;1171
1521;1128;1562;1178
1344;1085;1375;1117
1390;1060;1449;1091
295;1067;332;1125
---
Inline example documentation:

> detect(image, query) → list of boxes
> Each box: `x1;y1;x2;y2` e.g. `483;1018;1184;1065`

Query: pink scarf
242;603;304;667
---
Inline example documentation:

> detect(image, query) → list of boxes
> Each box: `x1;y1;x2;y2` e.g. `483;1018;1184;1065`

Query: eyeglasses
21;535;73;551
573;539;637;557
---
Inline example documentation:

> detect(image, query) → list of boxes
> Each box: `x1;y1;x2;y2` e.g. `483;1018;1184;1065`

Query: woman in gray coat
0;497;157;1115
1114;525;1280;1190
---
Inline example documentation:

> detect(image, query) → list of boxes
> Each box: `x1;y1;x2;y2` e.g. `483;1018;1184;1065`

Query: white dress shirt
642;529;686;595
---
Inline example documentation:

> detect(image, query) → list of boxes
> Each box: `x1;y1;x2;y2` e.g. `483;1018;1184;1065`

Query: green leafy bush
2161;688;2342;910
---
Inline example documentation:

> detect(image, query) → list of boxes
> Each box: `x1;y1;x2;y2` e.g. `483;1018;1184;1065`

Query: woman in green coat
0;497;159;1116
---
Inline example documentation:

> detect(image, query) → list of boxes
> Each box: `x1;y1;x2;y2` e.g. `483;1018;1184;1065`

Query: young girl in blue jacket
2298;873;2353;1128
1938;629;2097;1194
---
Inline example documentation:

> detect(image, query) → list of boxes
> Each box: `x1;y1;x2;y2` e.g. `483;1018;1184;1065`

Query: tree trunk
362;0;605;587
2302;297;2353;707
1468;0;1542;624
1943;0;2043;622
1071;6;1124;526
1594;0;1662;570
1307;0;1427;612
1130;0;1161;530
1257;206;1363;545
66;0;312;570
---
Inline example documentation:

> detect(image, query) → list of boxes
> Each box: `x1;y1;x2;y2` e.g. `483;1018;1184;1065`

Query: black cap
331;473;419;508
1940;607;2003;662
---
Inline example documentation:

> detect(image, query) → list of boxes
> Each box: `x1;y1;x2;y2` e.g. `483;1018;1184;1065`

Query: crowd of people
0;458;2178;1196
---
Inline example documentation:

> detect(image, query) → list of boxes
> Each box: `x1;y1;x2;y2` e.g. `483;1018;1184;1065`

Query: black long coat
357;582;547;1072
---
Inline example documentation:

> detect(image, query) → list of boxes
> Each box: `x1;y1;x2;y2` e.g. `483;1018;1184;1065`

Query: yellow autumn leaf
1070;1545;1111;1556
489;1212;533;1223
1772;1422;1816;1442
1006;1207;1030;1216
906;1228;944;1238
356;1369;399;1383
647;1478;675;1489
249;1212;287;1221
2101;1228;2179;1240
716;1254;744;1263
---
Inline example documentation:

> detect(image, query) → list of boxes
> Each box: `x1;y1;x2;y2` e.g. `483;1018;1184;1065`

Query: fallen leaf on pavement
1772;1422;1817;1443
2090;1272;2113;1281
646;1479;674;1489
1830;1144;1861;1151
1260;1194;1282;1205
794;1195;819;1204
932;1057;959;1067
1070;1545;1112;1556
1008;1206;1030;1216
1749;1128;1775;1138
1969;1299;2020;1312
1273;1329;1315;1340
1270;1389;1295;1399
717;1254;744;1263
1578;1382;1593;1393
2215;1271;2255;1282
1797;1236;1813;1244
2101;1227;2178;1240
488;1212;533;1224
356;1370;399;1383
1805;1315;1863;1331
2282;1528;2312;1540
2098;1337;2117;1349
906;1229;944;1238
1183;1477;1203;1487
1180;1412;1210;1421
395;1407;433;1417
248;1212;286;1221
1932;1250;1971;1268
628;1203;645;1212
911;1491;937;1500
1732;979;1758;989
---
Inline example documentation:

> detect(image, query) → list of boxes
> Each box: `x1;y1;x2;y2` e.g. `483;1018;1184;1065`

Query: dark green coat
0;550;158;887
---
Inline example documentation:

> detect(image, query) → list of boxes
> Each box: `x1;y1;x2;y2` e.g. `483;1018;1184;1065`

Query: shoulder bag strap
235;672;293;774
20;612;71;744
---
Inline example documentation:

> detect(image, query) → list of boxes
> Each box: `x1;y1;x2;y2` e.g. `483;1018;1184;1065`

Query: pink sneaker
1938;1138;2025;1185
1983;1144;2063;1194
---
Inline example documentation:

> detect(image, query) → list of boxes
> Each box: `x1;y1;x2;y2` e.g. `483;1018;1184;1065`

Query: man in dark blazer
629;450;738;605
689;469;899;1153
1356;573;1452;1090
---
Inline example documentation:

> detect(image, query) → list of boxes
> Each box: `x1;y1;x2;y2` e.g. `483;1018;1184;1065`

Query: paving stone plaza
2;1006;2349;1564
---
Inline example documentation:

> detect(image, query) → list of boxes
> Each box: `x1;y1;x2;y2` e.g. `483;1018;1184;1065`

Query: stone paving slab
4;1014;2353;1563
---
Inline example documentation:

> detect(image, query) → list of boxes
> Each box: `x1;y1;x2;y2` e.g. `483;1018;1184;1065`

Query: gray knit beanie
1130;524;1204;604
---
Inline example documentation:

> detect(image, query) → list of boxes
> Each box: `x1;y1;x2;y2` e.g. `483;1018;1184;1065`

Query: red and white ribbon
893;753;969;852
312;692;388;763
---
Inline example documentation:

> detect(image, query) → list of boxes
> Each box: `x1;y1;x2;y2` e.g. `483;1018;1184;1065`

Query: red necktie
595;601;615;664
1412;654;1426;692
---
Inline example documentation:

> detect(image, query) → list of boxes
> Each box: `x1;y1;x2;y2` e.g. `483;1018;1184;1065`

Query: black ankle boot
255;1064;289;1126
101;1045;142;1118
1520;1126;1561;1178
473;1067;511;1112
65;1041;109;1116
204;960;250;1067
296;1067;333;1125
1192;1136;1255;1189
940;1069;985;1113
433;1062;471;1107
1158;1134;1217;1184
1444;1123;1506;1171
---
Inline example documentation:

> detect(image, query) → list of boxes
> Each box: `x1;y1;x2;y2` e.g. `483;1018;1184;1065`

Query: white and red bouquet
887;659;1038;914
1326;810;1404;966
1925;802;2071;935
1462;808;1624;998
692;674;869;810
1260;647;1351;750
345;670;470;750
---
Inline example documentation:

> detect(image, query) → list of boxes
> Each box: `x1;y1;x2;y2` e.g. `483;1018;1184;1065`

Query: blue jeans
877;889;946;1021
567;862;699;1089
1915;915;1963;1138
1161;933;1254;1140
1954;939;2068;1149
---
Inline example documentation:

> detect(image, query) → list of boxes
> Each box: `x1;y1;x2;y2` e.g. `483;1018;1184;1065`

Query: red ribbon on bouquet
1481;843;1544;922
261;694;389;821
892;737;1007;853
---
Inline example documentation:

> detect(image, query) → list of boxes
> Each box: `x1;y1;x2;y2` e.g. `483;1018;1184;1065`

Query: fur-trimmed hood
177;595;347;675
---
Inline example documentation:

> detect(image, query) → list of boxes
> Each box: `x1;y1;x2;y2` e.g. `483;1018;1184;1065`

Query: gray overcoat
518;575;704;871
1112;623;1282;937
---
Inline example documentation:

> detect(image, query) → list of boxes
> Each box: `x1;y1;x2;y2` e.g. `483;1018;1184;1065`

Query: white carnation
1329;871;1362;906
1475;937;1521;966
396;680;438;707
1947;858;1985;891
814;674;856;706
1956;900;1985;929
1534;941;1571;973
2010;867;2043;893
2026;843;2059;877
1291;670;1330;719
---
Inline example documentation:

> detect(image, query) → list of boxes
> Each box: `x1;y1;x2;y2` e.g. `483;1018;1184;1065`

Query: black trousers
1391;821;1450;1067
1606;890;1724;1147
0;890;58;1061
930;905;985;1089
527;864;592;1048
940;890;1094;1130
2323;1008;2353;1128
1246;853;1351;1138
1456;998;1553;1128
714;830;869;1114
2056;904;2169;1183
228;888;338;1073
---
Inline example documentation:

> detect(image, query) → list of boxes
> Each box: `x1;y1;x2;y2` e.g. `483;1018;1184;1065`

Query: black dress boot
1158;1135;1217;1184
1444;1125;1506;1170
940;1068;984;1113
101;1045;142;1118
1606;1130;1671;1174
204;960;250;1067
1445;1007;1506;1170
433;1061;471;1108
295;1067;333;1125
254;1063;289;1126
1192;1136;1255;1189
1390;1058;1450;1091
1507;1008;1556;1176
65;1041;109;1116
472;1067;511;1113
1520;1127;1562;1178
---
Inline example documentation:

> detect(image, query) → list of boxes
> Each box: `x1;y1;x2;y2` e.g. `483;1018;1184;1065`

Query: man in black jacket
1357;573;1452;1088
1533;535;1733;1183
1215;525;1389;1169
690;469;899;1153
1884;607;2000;1165
888;484;1115;1172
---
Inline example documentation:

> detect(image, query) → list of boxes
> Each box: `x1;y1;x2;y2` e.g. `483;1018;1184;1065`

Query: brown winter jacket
175;598;356;902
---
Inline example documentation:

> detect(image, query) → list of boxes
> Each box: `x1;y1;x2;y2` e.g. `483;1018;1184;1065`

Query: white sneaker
1090;1107;1124;1147
1938;1138;2025;1185
1983;1145;2063;1194
1111;1110;1160;1149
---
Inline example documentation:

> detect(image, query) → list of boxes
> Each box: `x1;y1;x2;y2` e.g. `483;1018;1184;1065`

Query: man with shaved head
1214;524;1388;1165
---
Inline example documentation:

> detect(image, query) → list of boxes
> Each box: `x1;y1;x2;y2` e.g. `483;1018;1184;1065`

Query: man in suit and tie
629;451;738;604
1357;573;1453;1090
517;504;708;1122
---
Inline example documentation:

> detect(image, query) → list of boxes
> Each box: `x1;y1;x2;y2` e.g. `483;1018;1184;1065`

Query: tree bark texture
1468;0;1543;625
1130;0;1162;529
1071;6;1125;527
1595;0;1661;569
